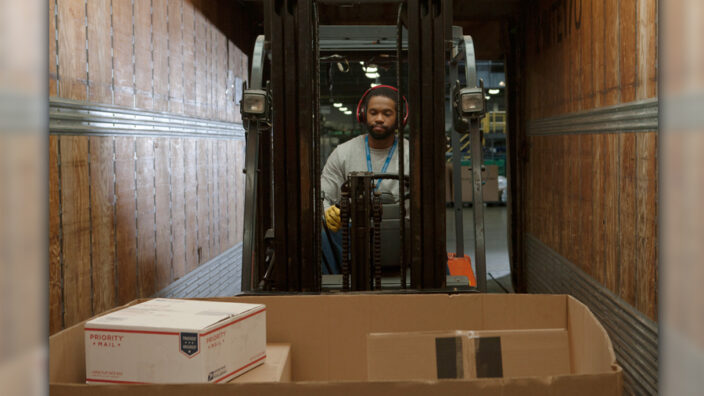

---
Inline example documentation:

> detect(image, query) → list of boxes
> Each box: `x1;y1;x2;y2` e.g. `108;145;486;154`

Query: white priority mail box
84;298;266;384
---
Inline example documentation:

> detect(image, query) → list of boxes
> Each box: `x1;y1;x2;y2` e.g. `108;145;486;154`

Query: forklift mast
240;0;487;293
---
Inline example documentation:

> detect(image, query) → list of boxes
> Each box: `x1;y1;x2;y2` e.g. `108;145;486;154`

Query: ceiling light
333;103;342;107
370;83;380;88
364;64;378;73
488;89;500;95
344;111;352;115
485;96;491;100
339;107;348;112
365;72;380;79
499;81;505;87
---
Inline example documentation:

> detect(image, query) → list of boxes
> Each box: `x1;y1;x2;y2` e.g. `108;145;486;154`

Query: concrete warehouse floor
446;205;514;293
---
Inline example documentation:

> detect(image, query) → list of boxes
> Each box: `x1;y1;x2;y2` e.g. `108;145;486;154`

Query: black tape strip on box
475;336;503;378
435;336;464;379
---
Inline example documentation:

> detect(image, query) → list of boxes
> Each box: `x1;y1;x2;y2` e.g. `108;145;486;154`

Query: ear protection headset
355;84;409;127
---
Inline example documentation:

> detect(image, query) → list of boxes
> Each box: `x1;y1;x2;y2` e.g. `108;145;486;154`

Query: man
321;85;409;274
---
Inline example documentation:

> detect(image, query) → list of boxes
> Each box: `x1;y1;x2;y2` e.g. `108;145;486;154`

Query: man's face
366;95;398;140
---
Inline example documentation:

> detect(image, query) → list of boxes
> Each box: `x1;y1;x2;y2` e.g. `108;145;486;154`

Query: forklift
239;0;489;294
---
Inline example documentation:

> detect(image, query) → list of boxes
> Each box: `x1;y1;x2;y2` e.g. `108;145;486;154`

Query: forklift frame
240;0;487;293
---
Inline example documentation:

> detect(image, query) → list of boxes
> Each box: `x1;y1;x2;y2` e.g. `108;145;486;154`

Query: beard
367;124;395;141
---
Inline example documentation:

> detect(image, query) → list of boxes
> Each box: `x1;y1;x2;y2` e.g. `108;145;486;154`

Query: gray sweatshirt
321;134;410;210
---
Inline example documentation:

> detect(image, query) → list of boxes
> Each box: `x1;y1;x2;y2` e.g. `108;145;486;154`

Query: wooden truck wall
48;0;249;334
517;0;658;394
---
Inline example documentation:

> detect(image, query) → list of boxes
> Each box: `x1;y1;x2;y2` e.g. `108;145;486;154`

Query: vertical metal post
407;0;448;289
268;0;289;290
407;0;422;289
461;34;487;293
469;118;486;292
450;132;464;256
349;173;372;291
395;3;407;289
295;0;318;291
241;36;267;291
313;1;322;290
449;28;464;259
263;0;318;291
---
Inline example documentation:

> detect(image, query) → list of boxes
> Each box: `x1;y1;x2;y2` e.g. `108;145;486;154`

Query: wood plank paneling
637;0;657;99
548;138;559;248
568;2;580;114
636;133;657;319
114;137;137;304
580;0;594;111
170;139;186;279
204;10;212;120
227;139;237;246
603;134;619;293
568;136;580;266
592;135;606;284
206;7;215;120
619;0;637;103
59;136;92;326
49;0;57;96
558;136;569;256
523;0;659;321
134;0;153;110
89;136;116;314
231;42;244;123
136;138;156;297
578;135;594;273
603;0;621;106
57;0;87;100
49;136;62;333
155;138;172;290
216;27;227;121
195;1;207;118
197;139;211;264
153;0;169;112
48;0;250;333
184;138;198;271
591;0;605;108
87;0;113;103
218;141;229;250
209;140;219;256
226;41;236;123
112;0;135;107
618;133;637;306
168;0;184;114
182;0;196;116
236;140;246;242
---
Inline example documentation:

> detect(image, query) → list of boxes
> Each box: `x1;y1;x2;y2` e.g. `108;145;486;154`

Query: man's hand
325;205;341;232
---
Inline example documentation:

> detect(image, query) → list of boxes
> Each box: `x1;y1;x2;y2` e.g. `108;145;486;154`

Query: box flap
231;344;291;383
367;328;571;381
85;298;264;331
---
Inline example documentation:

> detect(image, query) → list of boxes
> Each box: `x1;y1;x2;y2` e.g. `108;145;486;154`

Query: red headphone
355;84;409;127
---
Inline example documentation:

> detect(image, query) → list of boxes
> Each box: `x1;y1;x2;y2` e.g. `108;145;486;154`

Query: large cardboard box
84;298;266;384
483;178;500;202
453;165;499;203
230;343;291;383
367;329;571;380
50;294;622;395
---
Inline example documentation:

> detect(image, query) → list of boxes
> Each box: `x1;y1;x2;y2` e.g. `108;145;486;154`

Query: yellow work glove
325;205;341;232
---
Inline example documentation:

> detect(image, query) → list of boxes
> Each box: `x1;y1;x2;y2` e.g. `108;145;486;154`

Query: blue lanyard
365;135;397;191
